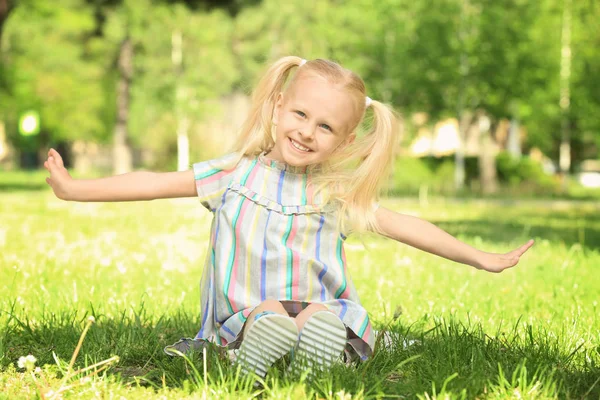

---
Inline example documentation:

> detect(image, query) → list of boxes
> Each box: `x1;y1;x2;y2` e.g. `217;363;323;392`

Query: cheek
320;135;346;153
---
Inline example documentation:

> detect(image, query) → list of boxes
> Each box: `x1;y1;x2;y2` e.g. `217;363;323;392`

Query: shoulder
192;152;248;174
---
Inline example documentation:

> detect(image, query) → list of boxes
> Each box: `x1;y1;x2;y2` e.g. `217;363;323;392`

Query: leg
244;299;289;337
235;299;297;379
294;303;330;331
289;303;347;375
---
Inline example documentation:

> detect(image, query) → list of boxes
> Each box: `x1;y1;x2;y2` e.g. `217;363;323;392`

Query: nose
298;123;316;140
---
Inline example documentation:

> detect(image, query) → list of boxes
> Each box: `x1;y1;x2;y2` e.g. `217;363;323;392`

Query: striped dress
192;152;374;360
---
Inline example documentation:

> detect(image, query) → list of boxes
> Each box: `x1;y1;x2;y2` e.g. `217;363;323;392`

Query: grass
0;171;599;398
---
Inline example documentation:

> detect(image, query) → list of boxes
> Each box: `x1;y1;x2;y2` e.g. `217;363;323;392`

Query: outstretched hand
43;148;73;200
475;239;534;273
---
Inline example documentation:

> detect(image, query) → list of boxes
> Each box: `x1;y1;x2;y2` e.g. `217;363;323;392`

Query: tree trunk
455;0;470;191
172;30;190;171
559;0;572;188
478;114;498;195
507;117;521;158
0;0;14;45
113;37;133;175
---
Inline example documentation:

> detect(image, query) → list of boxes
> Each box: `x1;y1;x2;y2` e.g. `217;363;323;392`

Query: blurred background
0;0;599;199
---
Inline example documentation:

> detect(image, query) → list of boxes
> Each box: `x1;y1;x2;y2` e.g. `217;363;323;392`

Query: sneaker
289;311;347;375
234;311;299;379
163;337;209;357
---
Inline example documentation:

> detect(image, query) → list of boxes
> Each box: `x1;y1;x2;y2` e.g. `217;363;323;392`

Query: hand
44;148;74;200
475;239;534;273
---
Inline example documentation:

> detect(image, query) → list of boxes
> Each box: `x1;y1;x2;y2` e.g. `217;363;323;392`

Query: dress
192;152;374;360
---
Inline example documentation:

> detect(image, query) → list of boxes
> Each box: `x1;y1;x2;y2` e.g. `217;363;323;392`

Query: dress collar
258;152;309;174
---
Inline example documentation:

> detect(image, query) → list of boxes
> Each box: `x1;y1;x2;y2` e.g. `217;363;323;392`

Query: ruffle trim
229;182;335;215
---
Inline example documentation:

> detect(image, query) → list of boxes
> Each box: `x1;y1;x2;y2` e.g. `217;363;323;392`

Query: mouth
289;138;313;153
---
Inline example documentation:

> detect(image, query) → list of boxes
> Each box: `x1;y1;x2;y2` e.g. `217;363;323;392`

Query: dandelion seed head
17;354;37;371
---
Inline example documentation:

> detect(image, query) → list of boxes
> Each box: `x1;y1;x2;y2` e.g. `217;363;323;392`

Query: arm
374;206;534;273
44;148;197;201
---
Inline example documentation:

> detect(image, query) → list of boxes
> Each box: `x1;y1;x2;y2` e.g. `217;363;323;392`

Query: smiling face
267;73;360;167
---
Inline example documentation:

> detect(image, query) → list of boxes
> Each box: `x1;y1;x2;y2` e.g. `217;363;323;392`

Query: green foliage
390;156;479;195
0;0;599;168
2;0;106;145
496;152;559;194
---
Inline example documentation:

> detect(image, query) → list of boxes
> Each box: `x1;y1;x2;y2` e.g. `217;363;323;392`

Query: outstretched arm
374;206;533;273
44;148;197;201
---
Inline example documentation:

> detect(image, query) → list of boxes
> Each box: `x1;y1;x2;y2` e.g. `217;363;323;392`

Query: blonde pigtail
320;100;401;234
231;56;305;160
352;100;401;232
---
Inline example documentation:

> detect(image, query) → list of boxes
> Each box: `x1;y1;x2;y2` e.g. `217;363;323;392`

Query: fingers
515;239;534;256
47;148;64;168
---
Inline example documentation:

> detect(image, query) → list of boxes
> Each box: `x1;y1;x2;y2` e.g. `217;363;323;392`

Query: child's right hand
44;148;74;200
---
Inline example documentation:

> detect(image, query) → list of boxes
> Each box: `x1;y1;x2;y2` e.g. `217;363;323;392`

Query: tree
2;0;106;162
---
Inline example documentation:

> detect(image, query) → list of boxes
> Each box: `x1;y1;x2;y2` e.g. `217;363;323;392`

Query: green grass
1;177;599;399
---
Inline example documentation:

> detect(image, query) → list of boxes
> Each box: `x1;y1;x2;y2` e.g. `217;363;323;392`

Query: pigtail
231;56;305;159
317;100;401;234
349;100;401;233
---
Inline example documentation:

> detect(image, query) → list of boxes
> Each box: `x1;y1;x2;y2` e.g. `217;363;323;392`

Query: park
1;0;599;398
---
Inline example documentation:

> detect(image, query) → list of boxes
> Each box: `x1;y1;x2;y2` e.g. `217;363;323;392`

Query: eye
319;123;333;132
294;110;306;118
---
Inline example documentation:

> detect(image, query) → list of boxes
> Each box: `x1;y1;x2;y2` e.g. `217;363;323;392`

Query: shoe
289;311;347;375
164;337;209;357
234;311;299;378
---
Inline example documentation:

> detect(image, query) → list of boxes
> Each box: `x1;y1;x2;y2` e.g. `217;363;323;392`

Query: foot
234;311;299;379
289;311;347;376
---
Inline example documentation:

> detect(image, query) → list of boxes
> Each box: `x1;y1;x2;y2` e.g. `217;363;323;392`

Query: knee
302;303;329;314
258;299;284;310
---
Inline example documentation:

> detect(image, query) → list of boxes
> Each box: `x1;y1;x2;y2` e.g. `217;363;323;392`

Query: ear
273;93;284;125
335;132;356;153
346;133;356;145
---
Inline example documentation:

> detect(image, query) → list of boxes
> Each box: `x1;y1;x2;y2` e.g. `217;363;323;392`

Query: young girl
44;56;533;378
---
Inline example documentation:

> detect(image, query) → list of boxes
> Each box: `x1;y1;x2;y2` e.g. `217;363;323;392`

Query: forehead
285;75;358;130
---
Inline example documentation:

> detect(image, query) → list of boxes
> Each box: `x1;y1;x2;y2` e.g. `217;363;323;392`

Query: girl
44;56;534;378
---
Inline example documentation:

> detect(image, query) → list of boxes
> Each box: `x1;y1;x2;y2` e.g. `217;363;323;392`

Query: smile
289;138;313;152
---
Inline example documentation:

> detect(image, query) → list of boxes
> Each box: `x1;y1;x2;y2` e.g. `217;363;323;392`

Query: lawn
1;172;599;399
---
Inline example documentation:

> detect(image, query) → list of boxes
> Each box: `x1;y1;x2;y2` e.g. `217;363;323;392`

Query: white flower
17;354;37;371
87;315;96;323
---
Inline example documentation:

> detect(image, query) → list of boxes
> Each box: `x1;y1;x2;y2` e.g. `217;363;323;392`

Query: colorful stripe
228;198;251;313
221;323;236;339
315;215;327;301
223;197;245;314
358;314;370;337
245;174;267;306
334;236;348;298
282;216;294;299
277;169;285;204
302;215;313;301
224;160;258;314
301;174;307;205
198;187;229;338
287;216;300;300
260;211;272;301
194;168;224;180
338;299;348;320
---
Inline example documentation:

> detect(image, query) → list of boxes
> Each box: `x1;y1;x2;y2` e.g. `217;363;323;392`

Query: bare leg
294;303;332;331
244;299;289;337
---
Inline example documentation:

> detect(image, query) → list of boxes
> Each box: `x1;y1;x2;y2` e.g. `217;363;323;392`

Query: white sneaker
289;311;347;376
234;312;299;379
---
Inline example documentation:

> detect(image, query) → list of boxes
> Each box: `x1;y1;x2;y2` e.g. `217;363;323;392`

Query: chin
284;157;310;167
284;150;317;167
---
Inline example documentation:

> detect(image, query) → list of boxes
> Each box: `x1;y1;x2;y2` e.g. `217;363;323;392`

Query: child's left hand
475;239;534;273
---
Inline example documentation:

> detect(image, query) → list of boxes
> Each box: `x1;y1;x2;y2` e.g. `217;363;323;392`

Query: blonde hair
231;56;401;234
